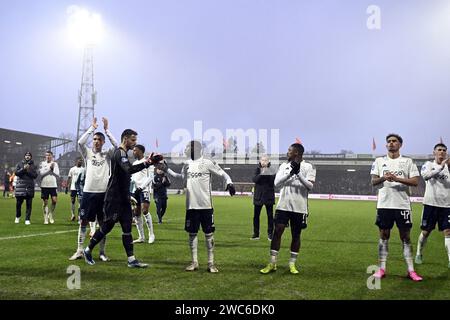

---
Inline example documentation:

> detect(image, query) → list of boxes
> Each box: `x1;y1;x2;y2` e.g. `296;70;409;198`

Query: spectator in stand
3;170;11;198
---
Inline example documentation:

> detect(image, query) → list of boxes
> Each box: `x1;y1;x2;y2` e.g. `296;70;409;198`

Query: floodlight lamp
67;5;103;47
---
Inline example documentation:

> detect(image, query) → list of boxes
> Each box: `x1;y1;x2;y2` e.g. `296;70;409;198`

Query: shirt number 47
400;210;411;223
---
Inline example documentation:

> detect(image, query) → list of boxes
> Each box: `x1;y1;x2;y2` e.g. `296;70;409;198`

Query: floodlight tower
67;6;103;152
75;46;96;152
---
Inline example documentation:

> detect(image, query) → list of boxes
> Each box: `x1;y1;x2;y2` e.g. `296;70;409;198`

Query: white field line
0;217;186;241
0;229;78;241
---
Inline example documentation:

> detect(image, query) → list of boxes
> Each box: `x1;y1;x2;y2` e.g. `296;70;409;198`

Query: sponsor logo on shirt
382;170;404;177
188;172;203;179
91;159;106;167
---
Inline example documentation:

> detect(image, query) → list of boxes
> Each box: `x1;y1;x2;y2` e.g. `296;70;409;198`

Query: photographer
14;152;38;225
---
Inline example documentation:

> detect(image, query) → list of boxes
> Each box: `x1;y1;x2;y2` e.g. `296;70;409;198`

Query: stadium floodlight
347;169;356;172
66;5;103;48
4;140;11;144
15;142;22;145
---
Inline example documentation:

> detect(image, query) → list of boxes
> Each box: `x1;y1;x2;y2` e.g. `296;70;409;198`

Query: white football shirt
68;166;85;191
183;157;232;210
39;161;59;188
78;125;118;193
131;159;154;193
370;155;420;210
275;161;316;214
421;161;450;208
81;146;115;193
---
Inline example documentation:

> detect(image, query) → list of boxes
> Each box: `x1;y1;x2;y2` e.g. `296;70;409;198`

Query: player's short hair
434;143;447;150
121;129;138;141
186;140;203;160
93;132;105;141
386;133;403;144
46;150;53;155
24;151;32;158
134;144;145;153
290;143;304;155
189;140;203;151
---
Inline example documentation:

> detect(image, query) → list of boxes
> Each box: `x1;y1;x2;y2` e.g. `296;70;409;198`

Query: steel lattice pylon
76;46;96;152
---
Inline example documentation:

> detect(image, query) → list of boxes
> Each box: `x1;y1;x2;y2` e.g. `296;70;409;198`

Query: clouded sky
1;0;449;155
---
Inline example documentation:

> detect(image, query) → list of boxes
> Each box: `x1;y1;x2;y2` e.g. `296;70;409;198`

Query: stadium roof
0;128;70;148
1;128;72;170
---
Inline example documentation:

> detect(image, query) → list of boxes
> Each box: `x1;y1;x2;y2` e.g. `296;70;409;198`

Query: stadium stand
163;153;429;197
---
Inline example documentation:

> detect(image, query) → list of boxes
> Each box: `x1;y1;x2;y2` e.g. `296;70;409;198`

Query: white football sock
89;221;97;234
144;213;154;236
289;251;298;265
270;250;278;264
403;241;414;272
77;225;87;250
205;233;214;265
378;239;388;270
416;232;427;256
135;215;145;240
189;233;198;263
445;236;450;262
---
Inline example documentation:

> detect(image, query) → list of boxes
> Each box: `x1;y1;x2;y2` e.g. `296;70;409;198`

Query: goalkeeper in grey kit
168;140;236;273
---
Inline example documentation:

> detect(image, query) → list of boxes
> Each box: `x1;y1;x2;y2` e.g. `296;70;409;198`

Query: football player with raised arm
83;129;162;268
69;117;117;262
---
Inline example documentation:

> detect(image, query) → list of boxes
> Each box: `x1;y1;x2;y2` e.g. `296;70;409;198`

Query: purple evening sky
1;0;449;154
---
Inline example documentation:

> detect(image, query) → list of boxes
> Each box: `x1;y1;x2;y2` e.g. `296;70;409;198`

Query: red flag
155;138;159;148
372;137;376;151
295;137;302;144
223;138;228;150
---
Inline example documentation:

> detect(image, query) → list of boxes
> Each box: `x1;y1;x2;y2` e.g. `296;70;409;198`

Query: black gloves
65;187;68;194
226;183;236;196
290;161;300;175
151;153;164;164
146;153;164;167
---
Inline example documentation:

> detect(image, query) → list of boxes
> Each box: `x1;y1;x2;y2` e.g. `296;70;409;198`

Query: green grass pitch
0;194;449;300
